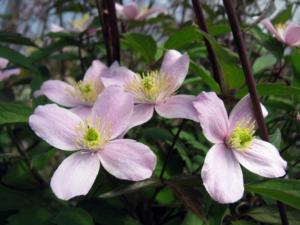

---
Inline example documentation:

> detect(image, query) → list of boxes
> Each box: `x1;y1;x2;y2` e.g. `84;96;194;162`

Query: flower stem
191;0;226;95
222;1;289;225
95;0;120;65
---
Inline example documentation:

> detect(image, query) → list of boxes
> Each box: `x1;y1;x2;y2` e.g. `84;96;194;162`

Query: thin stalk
191;0;226;95
95;0;120;65
150;120;186;204
7;127;46;187
222;1;289;225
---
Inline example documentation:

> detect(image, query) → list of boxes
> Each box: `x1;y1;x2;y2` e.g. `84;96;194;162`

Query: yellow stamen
66;79;104;105
226;118;255;151
76;117;111;151
125;71;174;103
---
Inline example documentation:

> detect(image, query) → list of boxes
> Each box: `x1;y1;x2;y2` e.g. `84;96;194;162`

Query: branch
95;0;120;65
222;1;289;225
191;0;226;94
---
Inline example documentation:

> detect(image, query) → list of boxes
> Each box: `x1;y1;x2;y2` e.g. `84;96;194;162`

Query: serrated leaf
0;101;32;124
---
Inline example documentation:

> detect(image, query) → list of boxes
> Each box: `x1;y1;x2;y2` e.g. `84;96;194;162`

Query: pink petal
128;104;154;130
136;7;165;21
261;19;283;42
83;60;107;82
98;139;156;181
34;80;82;107
101;61;135;87
201;144;244;203
160;50;190;92
122;3;139;20
0;57;9;69
50;24;64;33
229;95;268;132
155;95;198;122
70;106;92;119
0;68;20;81
233;139;287;178
283;22;300;46
50;152;100;200
115;3;124;16
193;92;229;144
91;86;134;139
29;104;82;151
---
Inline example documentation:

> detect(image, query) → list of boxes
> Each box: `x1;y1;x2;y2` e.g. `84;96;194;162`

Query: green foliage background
0;0;300;225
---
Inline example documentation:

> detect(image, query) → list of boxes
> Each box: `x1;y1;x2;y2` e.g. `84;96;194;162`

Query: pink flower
50;14;94;33
115;2;165;21
101;50;198;131
29;86;156;200
262;19;300;47
34;60;107;118
0;57;20;81
193;92;287;203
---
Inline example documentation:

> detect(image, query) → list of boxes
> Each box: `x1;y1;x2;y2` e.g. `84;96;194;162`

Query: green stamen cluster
76;81;95;104
227;126;254;151
83;127;101;149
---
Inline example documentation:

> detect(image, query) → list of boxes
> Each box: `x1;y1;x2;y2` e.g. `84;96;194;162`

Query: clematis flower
193;92;287;203
0;57;20;81
261;19;300;47
29;86;156;200
115;2;165;21
50;14;94;33
34;60;107;118
101;50;199;131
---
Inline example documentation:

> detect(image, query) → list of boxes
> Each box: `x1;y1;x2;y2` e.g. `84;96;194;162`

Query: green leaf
197;30;245;89
7;207;52;225
236;84;300;97
98;179;160;198
0;185;31;211
54;208;94;225
80;200;142;225
0;101;32;124
272;5;292;24
248;205;300;225
190;62;220;93
122;33;157;63
246;179;300;210
0;45;39;74
0;31;37;47
253;54;277;74
164;25;202;49
269;129;282;149
30;39;77;62
31;149;56;170
181;211;205;225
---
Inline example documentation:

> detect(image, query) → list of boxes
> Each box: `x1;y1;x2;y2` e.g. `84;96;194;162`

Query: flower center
125;71;174;103
275;23;287;38
83;127;101;149
226;119;255;151
71;14;90;30
76;117;111;151
66;80;104;105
